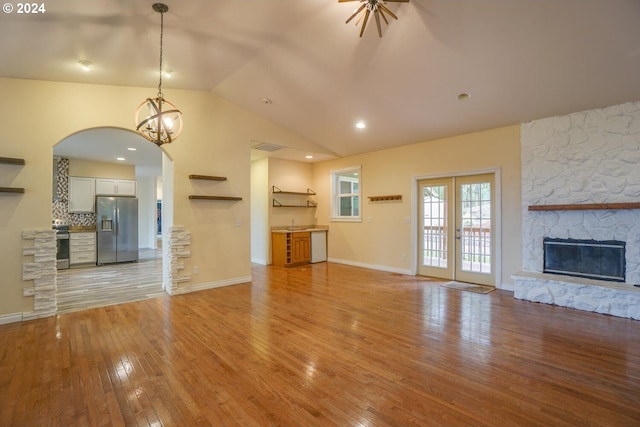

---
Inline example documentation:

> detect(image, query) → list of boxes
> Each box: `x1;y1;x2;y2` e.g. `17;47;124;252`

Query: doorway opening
416;173;497;286
52;127;172;313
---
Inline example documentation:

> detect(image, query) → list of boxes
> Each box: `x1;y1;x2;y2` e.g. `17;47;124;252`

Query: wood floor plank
1;262;640;426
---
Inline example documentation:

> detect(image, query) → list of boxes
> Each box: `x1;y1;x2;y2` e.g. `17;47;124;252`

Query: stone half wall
22;229;57;320
518;100;640;319
165;225;191;294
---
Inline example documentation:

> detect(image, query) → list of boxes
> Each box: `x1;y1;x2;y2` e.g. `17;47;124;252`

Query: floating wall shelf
189;174;227;181
0;157;25;165
368;195;402;202
188;174;241;201
528;203;640;211
0;187;25;194
189;195;242;201
0;156;25;194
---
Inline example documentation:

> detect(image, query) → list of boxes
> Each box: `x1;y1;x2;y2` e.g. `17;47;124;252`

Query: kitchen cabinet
95;178;137;196
70;232;96;266
68;177;95;213
272;231;311;267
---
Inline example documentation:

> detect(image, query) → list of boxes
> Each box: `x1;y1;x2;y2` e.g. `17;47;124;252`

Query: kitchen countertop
69;226;97;232
271;226;328;234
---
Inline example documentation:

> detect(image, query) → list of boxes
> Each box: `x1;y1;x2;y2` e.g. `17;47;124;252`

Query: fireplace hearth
543;238;626;282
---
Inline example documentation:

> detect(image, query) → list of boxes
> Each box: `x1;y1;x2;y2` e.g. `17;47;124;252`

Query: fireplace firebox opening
543;238;625;282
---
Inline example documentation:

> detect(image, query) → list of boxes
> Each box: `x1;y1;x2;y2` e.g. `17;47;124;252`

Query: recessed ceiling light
355;121;366;129
164;70;173;78
78;60;92;71
457;93;471;101
261;98;272;105
116;157;125;161
127;147;137;151
305;155;313;159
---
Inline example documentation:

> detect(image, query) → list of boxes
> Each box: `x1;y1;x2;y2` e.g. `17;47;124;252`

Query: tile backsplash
52;158;96;227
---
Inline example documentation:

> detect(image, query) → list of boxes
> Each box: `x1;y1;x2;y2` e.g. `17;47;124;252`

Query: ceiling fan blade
379;8;389;25
379;4;398;20
374;9;382;37
346;4;366;24
359;9;370;37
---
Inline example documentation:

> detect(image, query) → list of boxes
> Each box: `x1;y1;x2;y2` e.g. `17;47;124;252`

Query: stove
53;220;69;269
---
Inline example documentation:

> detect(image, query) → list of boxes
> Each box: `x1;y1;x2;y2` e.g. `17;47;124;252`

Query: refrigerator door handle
114;207;119;236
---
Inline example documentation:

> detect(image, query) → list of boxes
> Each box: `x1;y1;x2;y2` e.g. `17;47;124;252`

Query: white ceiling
4;0;640;165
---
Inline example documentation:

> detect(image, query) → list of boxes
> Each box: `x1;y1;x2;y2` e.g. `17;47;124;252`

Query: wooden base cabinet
272;231;310;267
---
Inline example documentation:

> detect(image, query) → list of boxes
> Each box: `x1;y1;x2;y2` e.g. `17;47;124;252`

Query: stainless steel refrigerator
96;196;138;264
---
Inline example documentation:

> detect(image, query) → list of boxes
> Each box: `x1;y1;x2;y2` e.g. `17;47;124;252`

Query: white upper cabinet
68;177;95;213
95;178;137;196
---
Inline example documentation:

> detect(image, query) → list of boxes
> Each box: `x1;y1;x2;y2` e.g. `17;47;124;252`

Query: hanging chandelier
135;3;183;146
340;0;409;37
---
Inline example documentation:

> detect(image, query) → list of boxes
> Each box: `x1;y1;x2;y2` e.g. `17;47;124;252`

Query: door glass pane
422;185;448;268
459;182;491;273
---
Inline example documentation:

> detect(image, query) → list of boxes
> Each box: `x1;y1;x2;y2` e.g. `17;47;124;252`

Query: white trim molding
169;276;252;295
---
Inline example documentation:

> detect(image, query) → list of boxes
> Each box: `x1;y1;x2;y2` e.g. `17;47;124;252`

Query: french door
418;174;495;286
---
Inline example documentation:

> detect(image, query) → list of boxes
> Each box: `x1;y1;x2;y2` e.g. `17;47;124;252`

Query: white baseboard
498;282;515;292
172;275;253;295
0;312;24;325
327;258;412;275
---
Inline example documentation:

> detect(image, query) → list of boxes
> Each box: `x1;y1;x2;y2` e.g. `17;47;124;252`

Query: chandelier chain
158;8;164;99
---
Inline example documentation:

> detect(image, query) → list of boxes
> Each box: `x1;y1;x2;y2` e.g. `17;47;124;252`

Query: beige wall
0;77;317;317
0;75;523;318
68;158;135;179
268;158;318;229
250;158;269;264
311;125;522;288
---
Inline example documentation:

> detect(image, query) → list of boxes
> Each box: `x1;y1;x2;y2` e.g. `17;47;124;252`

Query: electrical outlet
193;266;199;274
234;218;242;226
401;254;406;262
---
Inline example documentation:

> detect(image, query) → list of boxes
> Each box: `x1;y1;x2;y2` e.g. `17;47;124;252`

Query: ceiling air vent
252;142;283;152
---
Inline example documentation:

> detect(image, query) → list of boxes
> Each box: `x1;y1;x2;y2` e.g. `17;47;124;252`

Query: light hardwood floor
2;262;639;426
56;248;164;314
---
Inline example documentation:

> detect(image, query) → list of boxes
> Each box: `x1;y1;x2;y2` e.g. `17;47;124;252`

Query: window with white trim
331;167;361;221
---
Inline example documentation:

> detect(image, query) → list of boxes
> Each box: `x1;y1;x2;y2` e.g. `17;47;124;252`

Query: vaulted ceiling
3;0;640;161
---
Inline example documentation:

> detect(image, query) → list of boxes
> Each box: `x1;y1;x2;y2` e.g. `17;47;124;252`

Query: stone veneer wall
517;101;640;319
165;225;191;294
22;229;57;320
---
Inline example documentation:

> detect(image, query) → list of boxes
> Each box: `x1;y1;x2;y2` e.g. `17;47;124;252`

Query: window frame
330;166;362;222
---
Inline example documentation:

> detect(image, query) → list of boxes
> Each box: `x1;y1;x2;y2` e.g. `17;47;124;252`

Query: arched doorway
52;127;172;312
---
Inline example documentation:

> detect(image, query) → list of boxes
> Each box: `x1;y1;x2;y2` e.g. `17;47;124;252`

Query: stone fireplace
514;101;640;320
